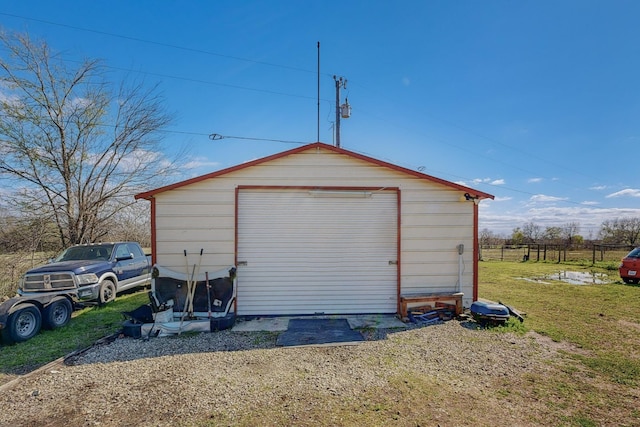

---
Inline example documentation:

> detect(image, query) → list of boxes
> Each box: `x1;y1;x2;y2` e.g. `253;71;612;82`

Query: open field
478;261;640;425
480;246;633;264
1;261;639;426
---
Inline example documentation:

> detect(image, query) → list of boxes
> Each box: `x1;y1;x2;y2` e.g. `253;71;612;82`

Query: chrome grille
22;273;76;291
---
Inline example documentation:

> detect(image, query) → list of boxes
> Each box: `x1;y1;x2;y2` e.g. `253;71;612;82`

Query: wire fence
479;244;635;264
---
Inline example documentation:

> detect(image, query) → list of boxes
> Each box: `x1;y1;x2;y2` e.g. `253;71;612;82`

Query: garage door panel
242;289;395;300
237;189;398;315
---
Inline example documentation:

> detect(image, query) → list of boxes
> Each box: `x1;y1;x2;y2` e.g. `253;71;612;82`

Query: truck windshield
54;245;115;262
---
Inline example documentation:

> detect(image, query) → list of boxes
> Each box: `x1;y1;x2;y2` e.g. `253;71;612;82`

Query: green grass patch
0;290;148;374
479;261;640;387
486;316;528;334
576;353;640;386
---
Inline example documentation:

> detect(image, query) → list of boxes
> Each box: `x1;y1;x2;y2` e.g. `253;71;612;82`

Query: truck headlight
76;273;99;286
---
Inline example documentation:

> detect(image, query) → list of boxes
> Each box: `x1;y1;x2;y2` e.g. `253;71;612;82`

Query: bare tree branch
0;30;175;246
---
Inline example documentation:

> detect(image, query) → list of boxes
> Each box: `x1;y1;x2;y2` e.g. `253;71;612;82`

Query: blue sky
1;1;639;237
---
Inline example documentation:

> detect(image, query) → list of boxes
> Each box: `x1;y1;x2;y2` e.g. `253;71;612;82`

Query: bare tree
0;31;175;247
479;228;503;247
561;222;581;247
522;221;542;243
543;226;563;245
104;203;151;247
599;217;640;245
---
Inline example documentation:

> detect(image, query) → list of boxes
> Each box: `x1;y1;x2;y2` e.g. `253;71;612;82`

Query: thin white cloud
479;205;640;237
456;177;504;188
0;86;20;105
530;194;568;203
606;188;640;198
184;156;221;170
581;201;599;206
494;196;512;202
402;77;411;86
469;177;503;185
590;185;607;191
527;178;542;183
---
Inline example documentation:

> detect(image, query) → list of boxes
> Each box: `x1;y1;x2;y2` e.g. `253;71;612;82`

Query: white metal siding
237;189;398;315
151;145;479;311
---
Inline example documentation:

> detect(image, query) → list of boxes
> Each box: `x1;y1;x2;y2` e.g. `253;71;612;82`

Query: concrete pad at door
232;314;408;332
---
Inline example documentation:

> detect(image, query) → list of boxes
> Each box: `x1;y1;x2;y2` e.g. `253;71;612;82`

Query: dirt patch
527;330;593;356
618;319;640;332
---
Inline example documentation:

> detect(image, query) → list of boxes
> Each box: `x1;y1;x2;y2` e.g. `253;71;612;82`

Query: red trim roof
135;142;494;200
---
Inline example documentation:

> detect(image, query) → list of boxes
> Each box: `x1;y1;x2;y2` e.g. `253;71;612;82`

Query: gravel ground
0;320;562;426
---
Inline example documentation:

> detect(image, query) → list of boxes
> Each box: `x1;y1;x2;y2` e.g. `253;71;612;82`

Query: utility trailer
0;293;76;344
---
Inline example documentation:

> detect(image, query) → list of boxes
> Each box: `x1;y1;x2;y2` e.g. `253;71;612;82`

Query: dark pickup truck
0;242;151;344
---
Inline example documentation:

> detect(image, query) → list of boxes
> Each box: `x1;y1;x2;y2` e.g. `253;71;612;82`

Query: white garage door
237;188;398;315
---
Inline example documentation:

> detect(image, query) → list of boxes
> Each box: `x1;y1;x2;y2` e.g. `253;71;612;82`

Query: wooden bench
399;292;464;318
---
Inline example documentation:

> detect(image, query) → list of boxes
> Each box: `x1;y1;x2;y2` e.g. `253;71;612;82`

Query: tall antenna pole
317;42;320;142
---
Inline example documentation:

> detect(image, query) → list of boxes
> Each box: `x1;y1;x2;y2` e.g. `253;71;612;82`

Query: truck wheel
98;280;116;305
43;298;73;329
1;304;42;344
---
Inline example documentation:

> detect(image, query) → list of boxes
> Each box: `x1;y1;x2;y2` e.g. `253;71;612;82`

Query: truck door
113;243;138;283
129;244;150;276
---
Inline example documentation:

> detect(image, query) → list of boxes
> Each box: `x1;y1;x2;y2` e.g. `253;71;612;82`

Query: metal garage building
135;142;493;316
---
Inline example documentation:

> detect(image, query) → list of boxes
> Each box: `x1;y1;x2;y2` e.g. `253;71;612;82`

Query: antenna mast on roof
317;42;320;143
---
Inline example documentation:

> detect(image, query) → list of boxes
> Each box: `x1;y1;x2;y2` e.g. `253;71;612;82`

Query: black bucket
122;319;142;338
210;313;236;332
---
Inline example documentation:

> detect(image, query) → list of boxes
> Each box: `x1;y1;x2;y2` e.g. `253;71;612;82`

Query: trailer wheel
43;298;73;329
1;304;42;344
98;280;116;305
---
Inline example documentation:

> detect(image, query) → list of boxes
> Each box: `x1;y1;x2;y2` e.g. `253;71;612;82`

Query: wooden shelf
400;292;463;318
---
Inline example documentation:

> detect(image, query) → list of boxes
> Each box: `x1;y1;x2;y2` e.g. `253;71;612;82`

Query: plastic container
470;301;510;324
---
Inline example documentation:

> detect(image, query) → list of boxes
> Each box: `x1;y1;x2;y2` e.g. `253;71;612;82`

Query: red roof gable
135;142;494;200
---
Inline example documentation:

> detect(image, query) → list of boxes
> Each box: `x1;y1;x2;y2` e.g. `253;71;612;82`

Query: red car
619;247;640;284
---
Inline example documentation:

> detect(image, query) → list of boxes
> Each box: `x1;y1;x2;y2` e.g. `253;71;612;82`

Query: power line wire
0;12;332;77
0;10;628;207
0;11;597;184
209;133;308;144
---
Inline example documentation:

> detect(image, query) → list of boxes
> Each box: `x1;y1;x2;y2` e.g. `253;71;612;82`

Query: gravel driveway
0;319;562;426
